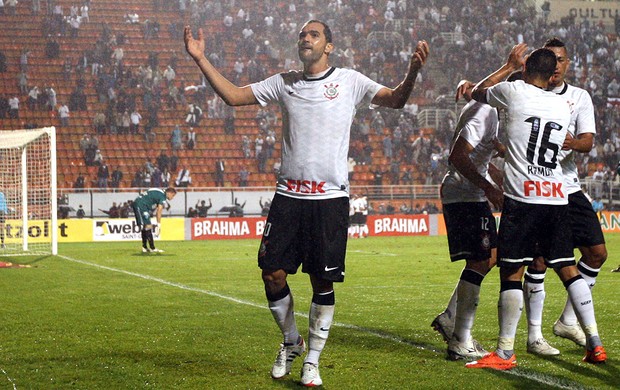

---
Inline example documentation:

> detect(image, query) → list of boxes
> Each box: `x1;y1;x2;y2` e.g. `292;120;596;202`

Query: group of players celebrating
435;37;607;369
174;17;609;386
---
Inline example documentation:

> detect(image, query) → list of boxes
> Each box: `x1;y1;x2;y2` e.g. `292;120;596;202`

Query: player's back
489;80;571;205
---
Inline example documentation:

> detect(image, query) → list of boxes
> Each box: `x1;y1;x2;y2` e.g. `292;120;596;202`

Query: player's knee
262;269;287;294
527;256;547;272
582;248;607;268
465;258;492;275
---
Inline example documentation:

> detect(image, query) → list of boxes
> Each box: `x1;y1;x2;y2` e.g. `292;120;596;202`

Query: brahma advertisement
189;214;430;239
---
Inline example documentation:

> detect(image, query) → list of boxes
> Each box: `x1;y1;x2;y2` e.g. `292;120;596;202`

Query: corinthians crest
323;83;339;100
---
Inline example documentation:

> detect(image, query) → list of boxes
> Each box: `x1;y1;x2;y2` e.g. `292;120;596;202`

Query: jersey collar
303;67;336;81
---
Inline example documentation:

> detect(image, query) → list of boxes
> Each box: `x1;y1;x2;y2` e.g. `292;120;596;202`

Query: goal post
0;127;57;256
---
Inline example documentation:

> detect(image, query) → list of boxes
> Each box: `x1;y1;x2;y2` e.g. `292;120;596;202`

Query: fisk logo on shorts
286;179;326;194
524;180;564;198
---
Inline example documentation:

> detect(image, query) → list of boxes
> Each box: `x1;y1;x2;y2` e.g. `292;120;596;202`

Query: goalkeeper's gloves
153;224;161;237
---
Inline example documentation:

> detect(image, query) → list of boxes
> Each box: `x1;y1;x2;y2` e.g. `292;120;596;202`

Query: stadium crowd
0;0;618;200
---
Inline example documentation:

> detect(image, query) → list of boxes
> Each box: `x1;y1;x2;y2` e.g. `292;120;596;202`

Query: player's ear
325;42;334;55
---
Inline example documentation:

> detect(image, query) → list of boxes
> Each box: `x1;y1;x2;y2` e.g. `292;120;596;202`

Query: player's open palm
184;26;205;60
410;40;430;72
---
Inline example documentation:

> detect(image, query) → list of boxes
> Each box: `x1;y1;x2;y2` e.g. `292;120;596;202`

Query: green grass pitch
0;236;618;389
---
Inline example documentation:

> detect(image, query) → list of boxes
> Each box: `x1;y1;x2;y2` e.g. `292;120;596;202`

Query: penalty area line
60;255;586;390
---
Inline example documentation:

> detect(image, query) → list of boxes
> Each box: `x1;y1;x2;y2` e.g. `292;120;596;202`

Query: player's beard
298;46;324;65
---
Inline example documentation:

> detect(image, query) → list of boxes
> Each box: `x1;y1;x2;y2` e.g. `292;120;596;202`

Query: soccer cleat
150;248;164;253
527;338;560;356
447;337;488;361
465;351;517;370
553;319;586;347
271;338;306;379
142;247;150;253
300;363;322;387
583;345;607;364
431;312;454;343
612;265;620;273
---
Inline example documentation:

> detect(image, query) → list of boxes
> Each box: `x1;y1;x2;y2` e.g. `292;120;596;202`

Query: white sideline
60;255;587;390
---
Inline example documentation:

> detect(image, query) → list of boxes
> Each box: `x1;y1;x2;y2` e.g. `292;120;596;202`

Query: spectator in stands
255;135;263;159
185;103;203;126
17;71;28;94
0;0;4;15
74;173;85;192
0;95;8;119
170;125;183;150
242;135;251;158
196;199;212;217
186;127;196;150
93;149;103;166
187;207;198;218
76;205;86;219
45;86;57;111
99;202;120;218
120;110;130;134
130;109;142;134
175;166;191;187
8;96;19;119
229;198;246;217
259;197;271;217
58;103;70;126
214;159;225;187
93;111;107;135
370;110;385;134
111;167;123;188
156;151;169;172
97;161;110;189
239;166;250;187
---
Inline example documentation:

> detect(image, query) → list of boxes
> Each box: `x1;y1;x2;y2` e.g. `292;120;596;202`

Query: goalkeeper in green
132;187;177;253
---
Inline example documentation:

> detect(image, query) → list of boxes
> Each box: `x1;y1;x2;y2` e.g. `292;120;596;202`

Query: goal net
0;127;57;256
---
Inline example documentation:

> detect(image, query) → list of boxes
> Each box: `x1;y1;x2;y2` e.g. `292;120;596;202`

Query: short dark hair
543;37;565;49
525;48;557;80
507;71;523;82
304;19;333;43
165;187;177;194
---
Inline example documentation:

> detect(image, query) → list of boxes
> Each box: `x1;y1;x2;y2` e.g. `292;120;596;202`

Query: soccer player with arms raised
465;44;606;370
185;20;428;386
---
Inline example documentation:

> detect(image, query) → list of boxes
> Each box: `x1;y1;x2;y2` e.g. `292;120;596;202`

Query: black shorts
569;191;605;248
498;198;575;269
443;202;497;262
258;193;349;282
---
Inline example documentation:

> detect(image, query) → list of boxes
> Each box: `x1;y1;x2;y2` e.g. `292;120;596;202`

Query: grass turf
0;236;618;389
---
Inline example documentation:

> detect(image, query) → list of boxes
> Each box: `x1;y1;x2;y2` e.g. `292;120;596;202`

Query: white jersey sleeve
251;68;383;199
486;81;571;205
441;100;499;204
553;83;596;194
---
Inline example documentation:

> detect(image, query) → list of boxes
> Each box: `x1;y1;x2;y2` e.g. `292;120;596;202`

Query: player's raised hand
506;43;527;71
184;26;205;61
409;40;430;72
455;79;475;102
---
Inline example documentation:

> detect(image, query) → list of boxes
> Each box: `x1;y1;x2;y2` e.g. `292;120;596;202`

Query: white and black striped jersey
551;82;596;195
486;80;571;205
441;100;499;204
251;67;383;200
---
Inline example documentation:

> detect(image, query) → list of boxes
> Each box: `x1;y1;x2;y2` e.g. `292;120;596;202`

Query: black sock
146;229;155;249
141;229;148;248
